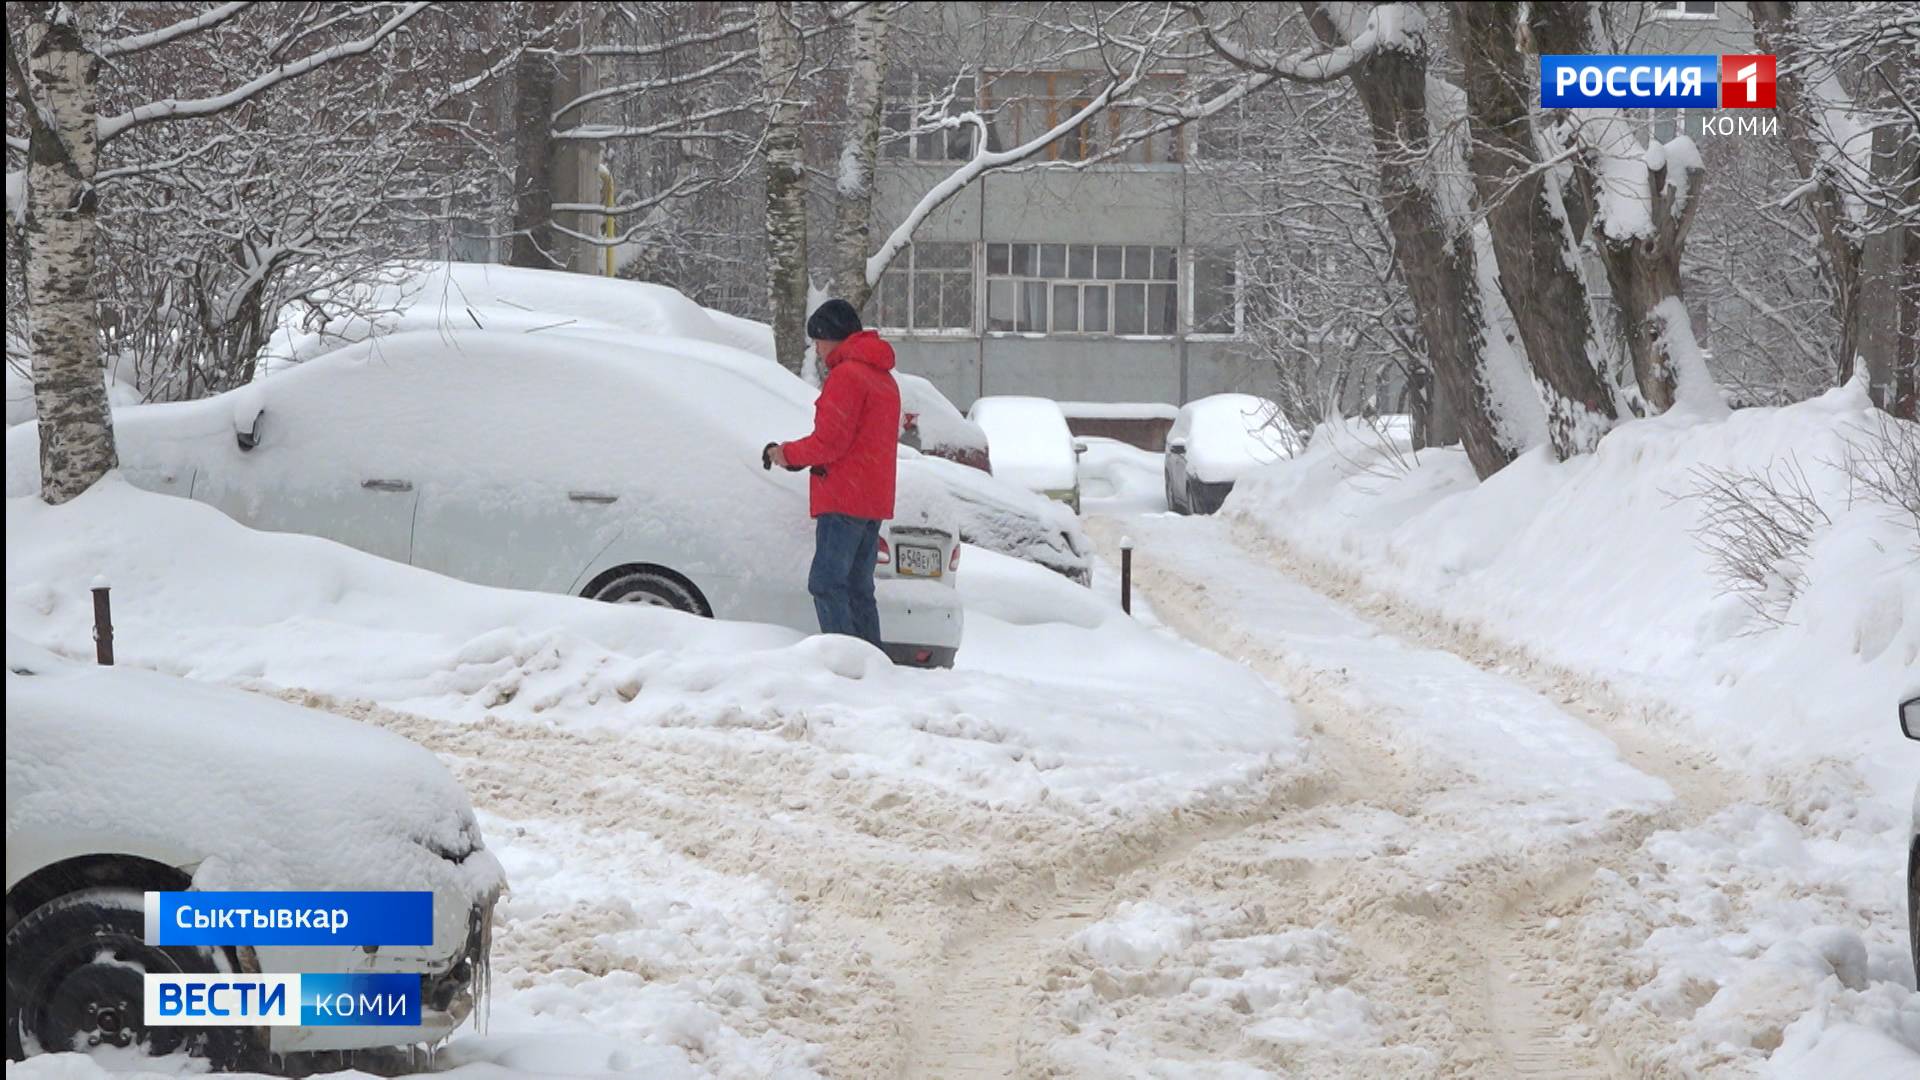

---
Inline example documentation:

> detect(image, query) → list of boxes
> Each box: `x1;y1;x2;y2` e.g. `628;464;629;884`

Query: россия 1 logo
1540;54;1776;109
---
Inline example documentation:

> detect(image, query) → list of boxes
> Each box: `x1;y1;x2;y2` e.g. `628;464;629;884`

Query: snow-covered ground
1124;378;1917;1078
6;478;1297;1078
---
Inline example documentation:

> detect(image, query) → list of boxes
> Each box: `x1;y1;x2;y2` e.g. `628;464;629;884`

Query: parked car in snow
901;448;1093;586
1904;693;1919;986
896;373;990;474
5;329;966;668
1165;394;1298;515
967;396;1085;513
4;637;504;1065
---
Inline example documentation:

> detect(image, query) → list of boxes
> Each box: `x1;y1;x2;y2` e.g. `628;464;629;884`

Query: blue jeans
809;513;884;647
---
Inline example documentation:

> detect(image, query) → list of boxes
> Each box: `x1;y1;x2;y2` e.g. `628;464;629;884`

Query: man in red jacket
765;299;901;649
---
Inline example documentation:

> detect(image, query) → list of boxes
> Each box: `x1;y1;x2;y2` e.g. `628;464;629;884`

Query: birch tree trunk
19;4;117;504
757;0;809;376
508;2;565;269
833;3;889;309
1452;2;1618;458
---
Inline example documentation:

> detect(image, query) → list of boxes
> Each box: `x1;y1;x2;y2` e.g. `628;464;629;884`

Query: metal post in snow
1120;537;1134;616
90;576;114;666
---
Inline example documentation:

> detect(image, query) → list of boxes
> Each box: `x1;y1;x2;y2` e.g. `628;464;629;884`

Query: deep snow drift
1222;379;1920;1076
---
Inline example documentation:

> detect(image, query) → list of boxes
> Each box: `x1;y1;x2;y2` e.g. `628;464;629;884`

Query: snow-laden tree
1751;0;1917;418
6;1;428;503
1183;1;1547;479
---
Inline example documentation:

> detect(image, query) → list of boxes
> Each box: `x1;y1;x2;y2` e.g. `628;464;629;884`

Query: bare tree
832;1;890;304
7;1;427;503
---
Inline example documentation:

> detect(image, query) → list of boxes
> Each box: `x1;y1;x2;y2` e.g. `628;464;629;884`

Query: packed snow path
1063;513;1753;1078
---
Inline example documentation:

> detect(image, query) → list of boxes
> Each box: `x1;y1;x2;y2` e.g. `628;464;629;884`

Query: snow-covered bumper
255;887;496;1055
876;577;963;668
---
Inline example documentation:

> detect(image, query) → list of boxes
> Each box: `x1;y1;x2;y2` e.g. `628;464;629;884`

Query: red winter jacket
780;331;901;520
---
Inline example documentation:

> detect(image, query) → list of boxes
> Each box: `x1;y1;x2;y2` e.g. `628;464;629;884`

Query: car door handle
568;491;619;504
361;478;414;493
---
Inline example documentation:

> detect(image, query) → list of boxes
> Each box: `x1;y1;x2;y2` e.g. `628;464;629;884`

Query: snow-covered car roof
968;396;1078;492
896;373;988;454
5;635;504;901
265;262;773;371
1176;394;1300;484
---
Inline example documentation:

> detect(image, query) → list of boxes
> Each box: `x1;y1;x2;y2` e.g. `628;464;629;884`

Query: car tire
588;567;711;616
4;887;250;1066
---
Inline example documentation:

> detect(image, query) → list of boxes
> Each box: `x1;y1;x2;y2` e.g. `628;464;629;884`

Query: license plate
895;543;943;578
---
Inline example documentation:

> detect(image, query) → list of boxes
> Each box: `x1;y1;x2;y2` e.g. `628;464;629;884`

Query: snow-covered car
5;329;965;668
4;637;504;1064
1904;693;1920;986
967;396;1085;513
896;373;990;473
1164;394;1298;515
901;448;1093;586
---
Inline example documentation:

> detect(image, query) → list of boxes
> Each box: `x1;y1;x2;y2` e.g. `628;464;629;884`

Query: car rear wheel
588;567;711;616
4;887;249;1066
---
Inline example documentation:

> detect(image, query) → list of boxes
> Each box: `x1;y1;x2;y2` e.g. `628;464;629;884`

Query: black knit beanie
806;298;863;342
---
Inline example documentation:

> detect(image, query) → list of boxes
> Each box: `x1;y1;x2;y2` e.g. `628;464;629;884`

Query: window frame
874;241;979;337
1185;248;1243;341
983;241;1182;340
1650;1;1719;21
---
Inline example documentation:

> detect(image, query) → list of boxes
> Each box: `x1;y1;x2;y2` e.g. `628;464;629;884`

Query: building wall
870;148;1262;411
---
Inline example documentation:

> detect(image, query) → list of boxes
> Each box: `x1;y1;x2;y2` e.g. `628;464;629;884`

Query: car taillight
876;537;891;566
949;545;961;571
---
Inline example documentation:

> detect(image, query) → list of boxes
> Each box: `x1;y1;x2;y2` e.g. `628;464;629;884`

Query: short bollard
1120;537;1134;615
91;577;114;666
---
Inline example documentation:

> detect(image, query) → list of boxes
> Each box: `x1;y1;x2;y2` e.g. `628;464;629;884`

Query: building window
1190;251;1239;337
981;73;1183;165
875;242;975;334
985;242;1178;336
883;74;976;162
1651;1;1717;19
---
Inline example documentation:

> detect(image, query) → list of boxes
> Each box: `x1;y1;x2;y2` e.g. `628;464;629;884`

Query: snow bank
7;478;1297;823
1225;379;1920;1074
1077;437;1166;514
968;396;1079;494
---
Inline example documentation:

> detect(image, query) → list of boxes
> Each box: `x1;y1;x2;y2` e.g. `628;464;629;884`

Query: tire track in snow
1085;514;1747;1078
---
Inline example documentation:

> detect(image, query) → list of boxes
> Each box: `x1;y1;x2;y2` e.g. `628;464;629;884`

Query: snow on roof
968;396;1078;493
896;373;987;454
1059;401;1179;422
263;262;772;371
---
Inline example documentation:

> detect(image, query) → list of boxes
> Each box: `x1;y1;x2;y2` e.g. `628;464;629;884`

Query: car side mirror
1167;437;1187;454
1902;696;1920;741
1073;439;1088;456
234;407;264;452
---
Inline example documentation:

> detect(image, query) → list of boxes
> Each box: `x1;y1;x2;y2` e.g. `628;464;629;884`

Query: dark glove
762;443;777;471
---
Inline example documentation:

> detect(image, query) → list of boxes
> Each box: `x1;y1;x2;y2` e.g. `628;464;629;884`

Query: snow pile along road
1219;377;1920;1076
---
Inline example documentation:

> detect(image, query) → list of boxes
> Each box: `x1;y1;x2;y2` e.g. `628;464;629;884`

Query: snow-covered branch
94;2;250;59
97;2;431;144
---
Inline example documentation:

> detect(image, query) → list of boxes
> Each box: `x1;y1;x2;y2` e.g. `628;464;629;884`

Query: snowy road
327;511;1763;1078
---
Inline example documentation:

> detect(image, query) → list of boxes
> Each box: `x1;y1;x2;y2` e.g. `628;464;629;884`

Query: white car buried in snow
968;396;1085;513
1164;394;1298;516
4;637;505;1065
5;329;966;667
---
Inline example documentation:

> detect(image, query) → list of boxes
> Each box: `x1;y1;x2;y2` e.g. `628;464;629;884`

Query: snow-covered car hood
899;449;1089;581
5;636;504;904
